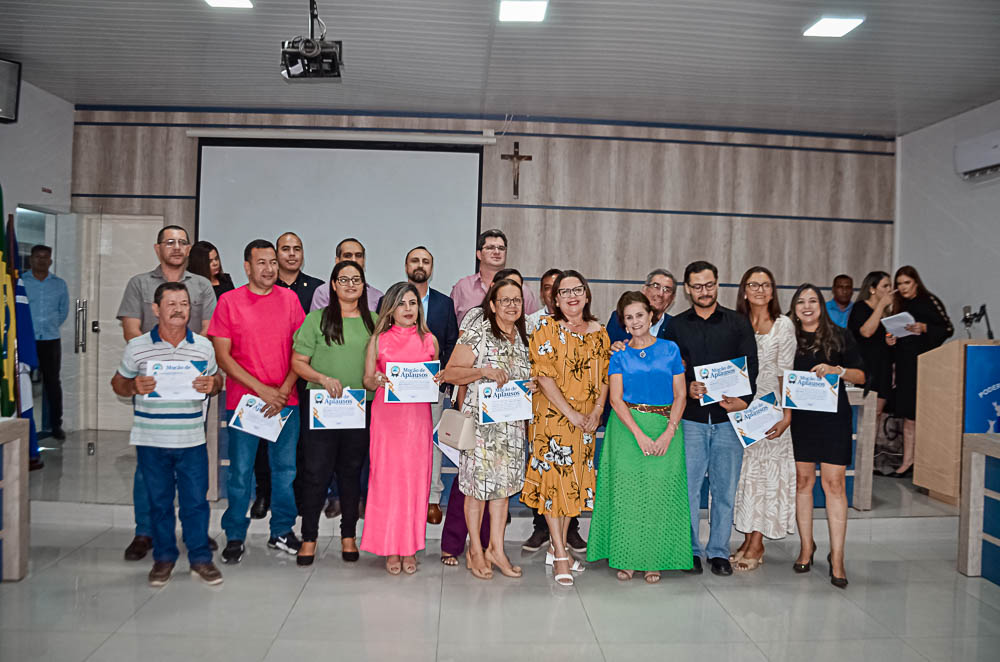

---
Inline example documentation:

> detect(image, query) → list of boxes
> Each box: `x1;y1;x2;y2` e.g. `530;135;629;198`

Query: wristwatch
838;365;847;376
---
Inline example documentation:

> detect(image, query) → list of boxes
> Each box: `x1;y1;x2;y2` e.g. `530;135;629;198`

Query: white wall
0;81;74;214
896;98;1000;339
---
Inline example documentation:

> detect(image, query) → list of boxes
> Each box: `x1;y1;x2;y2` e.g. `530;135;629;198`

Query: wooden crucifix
500;141;532;199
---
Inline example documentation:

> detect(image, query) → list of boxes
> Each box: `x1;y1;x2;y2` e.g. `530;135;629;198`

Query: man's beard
409;269;429;283
693;294;717;309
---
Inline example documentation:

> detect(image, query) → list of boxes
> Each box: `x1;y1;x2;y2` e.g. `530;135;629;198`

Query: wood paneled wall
72;109;894;318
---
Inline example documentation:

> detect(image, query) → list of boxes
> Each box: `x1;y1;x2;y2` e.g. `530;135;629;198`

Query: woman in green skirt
588;291;691;583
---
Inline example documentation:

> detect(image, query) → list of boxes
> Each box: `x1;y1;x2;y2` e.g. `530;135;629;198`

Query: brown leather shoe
190;562;224;586
125;535;153;561
427;503;443;525
324;498;342;519
148;561;175;587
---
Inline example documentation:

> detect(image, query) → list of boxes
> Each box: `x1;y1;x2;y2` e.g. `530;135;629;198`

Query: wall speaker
0;58;22;124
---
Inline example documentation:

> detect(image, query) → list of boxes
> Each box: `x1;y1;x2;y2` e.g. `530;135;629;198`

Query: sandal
735;555;764;572
729;549;746;563
545;546;585;573
440;553;459;567
616;569;635;581
402;555;418;574
552;556;574;586
643;571;661;584
485;548;521;578
385;555;402;575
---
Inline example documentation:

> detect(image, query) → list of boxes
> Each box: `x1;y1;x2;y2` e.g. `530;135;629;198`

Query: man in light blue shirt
22;245;69;440
826;274;855;328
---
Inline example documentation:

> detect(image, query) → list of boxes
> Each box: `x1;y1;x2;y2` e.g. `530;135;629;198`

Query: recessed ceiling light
499;1;548;23
204;0;253;8
803;17;864;38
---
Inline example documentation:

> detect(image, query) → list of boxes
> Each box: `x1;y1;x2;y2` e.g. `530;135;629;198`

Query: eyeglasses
557;286;587;297
745;282;773;292
645;282;675;294
481;245;507;253
497;297;522;308
687;281;717;293
335;276;363;286
159;239;190;248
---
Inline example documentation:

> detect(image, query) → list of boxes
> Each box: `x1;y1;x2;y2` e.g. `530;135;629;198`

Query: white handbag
438;408;476;450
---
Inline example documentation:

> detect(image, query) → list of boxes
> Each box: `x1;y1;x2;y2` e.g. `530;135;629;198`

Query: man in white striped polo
111;281;224;587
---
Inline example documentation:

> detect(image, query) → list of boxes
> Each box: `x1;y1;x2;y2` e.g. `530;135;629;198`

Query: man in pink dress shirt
449;229;540;324
309;238;382;312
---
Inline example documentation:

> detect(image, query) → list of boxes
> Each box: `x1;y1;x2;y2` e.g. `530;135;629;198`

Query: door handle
91;321;100;333
74;299;89;353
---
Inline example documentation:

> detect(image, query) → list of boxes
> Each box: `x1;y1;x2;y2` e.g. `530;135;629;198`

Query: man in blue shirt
22;245;69;440
826;274;855;328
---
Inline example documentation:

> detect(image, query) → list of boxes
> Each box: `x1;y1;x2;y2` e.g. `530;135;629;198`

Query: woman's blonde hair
370;281;430;341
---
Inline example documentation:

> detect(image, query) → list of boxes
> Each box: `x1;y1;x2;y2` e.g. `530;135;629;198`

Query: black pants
253;438;271;502
36;339;63;430
299;409;371;541
533;511;580;534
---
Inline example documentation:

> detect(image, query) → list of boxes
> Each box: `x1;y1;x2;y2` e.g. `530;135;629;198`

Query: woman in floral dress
441;278;532;580
521;270;610;586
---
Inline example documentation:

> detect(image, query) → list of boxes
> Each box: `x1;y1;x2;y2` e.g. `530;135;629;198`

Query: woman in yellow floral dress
522;270;610;586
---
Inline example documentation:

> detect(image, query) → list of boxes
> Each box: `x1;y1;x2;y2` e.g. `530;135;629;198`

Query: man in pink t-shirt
449;228;540;324
208;239;305;564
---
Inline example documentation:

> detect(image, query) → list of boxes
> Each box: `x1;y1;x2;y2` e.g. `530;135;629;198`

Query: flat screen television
0;58;22;123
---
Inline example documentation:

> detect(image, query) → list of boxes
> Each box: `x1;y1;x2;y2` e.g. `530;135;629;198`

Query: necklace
631;338;655;358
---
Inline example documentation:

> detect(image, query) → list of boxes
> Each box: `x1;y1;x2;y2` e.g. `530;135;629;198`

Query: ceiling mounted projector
281;0;343;82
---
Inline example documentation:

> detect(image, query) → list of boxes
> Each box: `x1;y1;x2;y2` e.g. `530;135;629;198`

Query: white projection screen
197;140;482;295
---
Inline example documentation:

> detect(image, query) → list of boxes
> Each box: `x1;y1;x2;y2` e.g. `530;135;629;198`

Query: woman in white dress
730;266;797;570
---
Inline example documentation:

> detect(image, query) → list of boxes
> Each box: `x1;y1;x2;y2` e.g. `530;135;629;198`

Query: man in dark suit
378;246;458;524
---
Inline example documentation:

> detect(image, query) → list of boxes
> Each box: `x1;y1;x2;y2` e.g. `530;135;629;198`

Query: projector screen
197;140;482;299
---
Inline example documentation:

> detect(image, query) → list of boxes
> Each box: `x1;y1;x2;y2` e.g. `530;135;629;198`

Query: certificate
882;312;917;338
478;380;533;425
728;392;784;448
228;394;294;442
145;360;208;401
694;356;752;406
384;361;440;403
783;369;840;413
308;388;366;430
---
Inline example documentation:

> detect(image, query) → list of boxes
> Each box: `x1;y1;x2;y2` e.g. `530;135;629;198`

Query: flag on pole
0;183;17;418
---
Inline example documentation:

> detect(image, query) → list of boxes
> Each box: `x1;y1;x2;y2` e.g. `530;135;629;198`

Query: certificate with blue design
384;361;440;403
309;389;366;430
478;380;533;424
694;356;752;405
228;394;294;442
728;392;784;448
782;369;839;412
145;360;208;401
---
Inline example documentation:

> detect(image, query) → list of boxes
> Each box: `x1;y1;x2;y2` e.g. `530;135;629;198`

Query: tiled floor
2;522;998;662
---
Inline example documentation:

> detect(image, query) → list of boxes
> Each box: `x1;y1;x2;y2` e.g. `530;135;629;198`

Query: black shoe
827;553;849;588
892;467;913;479
250;496;269;519
52;427;66;441
124;535;153;561
296;553;315;567
709;557;733;576
684;556;703;574
521;528;550;552
222;540;245;564
324;498;341;519
793;544;816;573
566;528;587;554
268;531;302;555
208;538;219;552
28;457;45;471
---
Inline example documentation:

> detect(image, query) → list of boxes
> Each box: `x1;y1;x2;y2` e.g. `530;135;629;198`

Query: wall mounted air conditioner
954;129;1000;181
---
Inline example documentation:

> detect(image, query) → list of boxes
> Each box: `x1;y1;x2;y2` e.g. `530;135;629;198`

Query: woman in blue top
587;291;691;583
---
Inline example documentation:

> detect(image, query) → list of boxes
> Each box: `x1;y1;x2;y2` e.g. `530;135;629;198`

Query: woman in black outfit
788;284;866;589
886;265;953;476
847;271;895;418
189;240;235;299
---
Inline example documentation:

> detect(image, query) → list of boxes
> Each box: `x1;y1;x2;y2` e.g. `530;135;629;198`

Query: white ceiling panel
1;0;998;134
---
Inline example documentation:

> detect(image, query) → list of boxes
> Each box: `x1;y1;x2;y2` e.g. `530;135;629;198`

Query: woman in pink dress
361;282;440;574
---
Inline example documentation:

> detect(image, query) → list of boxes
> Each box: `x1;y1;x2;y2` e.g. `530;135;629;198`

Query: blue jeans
134;467;152;538
222;407;300;540
684;419;744;560
136;444;212;564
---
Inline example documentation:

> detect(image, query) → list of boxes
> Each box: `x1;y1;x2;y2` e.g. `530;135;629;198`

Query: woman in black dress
886;265;953;476
189;240;235;299
847;271;895;418
788;284;865;589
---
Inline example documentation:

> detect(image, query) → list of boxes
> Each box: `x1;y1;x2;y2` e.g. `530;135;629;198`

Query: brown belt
625;402;672;416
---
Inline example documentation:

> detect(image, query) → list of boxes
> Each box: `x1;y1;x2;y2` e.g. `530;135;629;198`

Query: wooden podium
915;339;1000;503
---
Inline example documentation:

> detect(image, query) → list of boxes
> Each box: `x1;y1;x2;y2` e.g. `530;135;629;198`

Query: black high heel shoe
792;543;816;573
827;553;848;588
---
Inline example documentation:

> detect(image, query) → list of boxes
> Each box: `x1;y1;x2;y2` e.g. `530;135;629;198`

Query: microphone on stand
963;303;996;340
